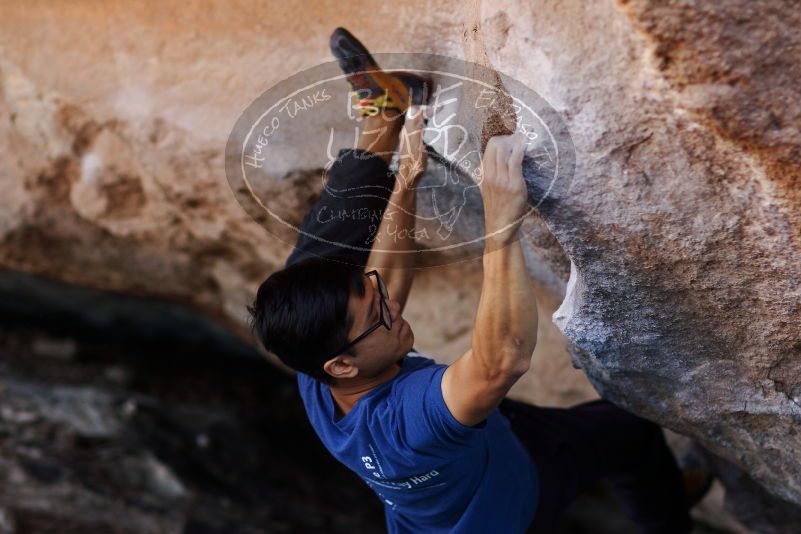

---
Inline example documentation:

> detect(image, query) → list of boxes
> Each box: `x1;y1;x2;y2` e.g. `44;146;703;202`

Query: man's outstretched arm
365;107;427;315
442;134;539;427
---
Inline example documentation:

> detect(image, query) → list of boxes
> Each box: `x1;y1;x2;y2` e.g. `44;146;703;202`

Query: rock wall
1;0;799;530
486;0;801;507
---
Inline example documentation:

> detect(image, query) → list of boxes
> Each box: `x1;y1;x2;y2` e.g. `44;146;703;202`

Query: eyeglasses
330;270;392;358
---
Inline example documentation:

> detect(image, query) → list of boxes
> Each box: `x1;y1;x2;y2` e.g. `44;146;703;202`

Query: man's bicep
441;349;519;427
397;364;487;452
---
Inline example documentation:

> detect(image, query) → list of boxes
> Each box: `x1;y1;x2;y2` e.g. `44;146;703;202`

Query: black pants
284;148;396;269
285;149;692;533
500;398;692;533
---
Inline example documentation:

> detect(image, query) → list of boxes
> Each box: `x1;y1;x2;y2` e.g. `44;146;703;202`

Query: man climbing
248;27;709;533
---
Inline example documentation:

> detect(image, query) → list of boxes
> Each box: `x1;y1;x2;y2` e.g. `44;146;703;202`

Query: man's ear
323;355;359;380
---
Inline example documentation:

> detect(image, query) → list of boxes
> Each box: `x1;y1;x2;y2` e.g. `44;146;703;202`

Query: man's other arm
442;135;539;427
365;107;427;315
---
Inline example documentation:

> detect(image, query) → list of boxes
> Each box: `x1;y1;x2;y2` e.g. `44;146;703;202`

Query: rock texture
0;284;387;533
0;0;800;531
498;0;801;508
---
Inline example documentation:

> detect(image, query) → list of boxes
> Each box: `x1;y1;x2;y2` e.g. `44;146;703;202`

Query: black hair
247;256;366;383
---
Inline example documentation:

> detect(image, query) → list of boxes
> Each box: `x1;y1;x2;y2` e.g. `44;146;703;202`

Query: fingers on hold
492;139;507;182
405;110;425;133
509;139;526;166
419;104;432;119
483;143;498;183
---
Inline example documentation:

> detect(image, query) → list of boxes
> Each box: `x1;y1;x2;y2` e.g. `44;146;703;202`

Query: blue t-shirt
296;351;539;533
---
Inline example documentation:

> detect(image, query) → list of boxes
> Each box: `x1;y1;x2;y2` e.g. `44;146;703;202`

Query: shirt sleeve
395;365;487;454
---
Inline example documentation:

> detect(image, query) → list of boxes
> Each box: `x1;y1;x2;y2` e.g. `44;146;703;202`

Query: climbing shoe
329;27;429;117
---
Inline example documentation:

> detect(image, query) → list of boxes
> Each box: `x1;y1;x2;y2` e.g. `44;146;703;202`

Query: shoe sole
330;27;429;111
330;27;379;75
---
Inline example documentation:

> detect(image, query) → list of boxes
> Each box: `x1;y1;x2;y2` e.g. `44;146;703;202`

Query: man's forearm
366;183;419;310
472;232;538;379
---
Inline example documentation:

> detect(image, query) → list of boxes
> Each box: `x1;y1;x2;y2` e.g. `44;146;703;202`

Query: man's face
343;274;415;378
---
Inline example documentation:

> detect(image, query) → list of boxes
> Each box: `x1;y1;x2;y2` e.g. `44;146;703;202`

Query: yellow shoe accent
351;89;404;118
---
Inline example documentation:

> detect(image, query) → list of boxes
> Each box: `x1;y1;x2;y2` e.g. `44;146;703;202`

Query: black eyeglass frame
328;270;391;359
